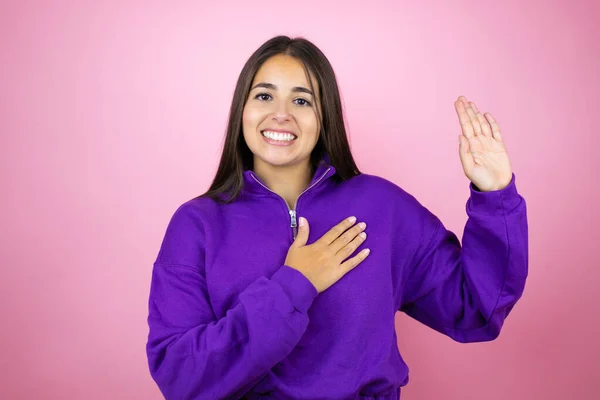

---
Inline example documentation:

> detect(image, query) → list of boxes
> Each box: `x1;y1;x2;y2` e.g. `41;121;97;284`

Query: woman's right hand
284;216;370;294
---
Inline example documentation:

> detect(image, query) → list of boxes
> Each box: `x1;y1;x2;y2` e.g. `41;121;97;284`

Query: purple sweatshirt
146;156;528;399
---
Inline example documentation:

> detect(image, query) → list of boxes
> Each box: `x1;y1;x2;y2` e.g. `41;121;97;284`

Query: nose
272;99;291;123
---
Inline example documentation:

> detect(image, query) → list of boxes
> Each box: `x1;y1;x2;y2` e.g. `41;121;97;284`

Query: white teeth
262;130;296;142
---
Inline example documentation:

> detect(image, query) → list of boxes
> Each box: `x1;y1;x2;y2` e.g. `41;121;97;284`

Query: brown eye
295;98;311;106
254;93;272;101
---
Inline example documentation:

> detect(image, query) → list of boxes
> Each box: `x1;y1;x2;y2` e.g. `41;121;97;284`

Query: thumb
458;135;474;171
294;216;309;246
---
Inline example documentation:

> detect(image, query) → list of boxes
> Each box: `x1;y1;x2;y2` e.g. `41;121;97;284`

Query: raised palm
454;96;513;192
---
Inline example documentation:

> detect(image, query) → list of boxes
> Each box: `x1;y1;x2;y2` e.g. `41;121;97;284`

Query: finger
332;222;366;256
318;216;357;247
292;217;309;247
462;98;482;136
339;248;371;272
330;221;365;254
484;112;503;141
454;98;475;139
469;102;492;137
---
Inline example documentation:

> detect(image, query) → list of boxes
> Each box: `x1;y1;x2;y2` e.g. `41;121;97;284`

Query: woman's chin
255;153;307;169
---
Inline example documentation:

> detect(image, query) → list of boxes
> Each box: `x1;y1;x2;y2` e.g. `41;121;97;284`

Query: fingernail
348;216;356;223
299;217;305;226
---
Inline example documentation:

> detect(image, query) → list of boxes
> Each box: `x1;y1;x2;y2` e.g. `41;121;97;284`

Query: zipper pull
289;209;297;228
289;209;298;240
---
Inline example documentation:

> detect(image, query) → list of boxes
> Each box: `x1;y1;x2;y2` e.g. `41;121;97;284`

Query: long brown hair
198;35;361;203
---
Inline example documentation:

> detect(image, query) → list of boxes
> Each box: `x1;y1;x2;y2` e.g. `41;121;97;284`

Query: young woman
146;35;528;399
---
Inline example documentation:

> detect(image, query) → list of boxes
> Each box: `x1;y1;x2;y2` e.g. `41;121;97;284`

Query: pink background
1;0;598;399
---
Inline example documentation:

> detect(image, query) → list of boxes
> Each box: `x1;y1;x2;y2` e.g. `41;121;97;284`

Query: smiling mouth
260;130;298;142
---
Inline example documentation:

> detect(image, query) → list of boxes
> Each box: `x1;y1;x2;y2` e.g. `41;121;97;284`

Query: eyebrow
250;82;314;96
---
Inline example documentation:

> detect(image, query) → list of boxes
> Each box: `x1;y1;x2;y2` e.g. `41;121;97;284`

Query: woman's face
242;54;321;171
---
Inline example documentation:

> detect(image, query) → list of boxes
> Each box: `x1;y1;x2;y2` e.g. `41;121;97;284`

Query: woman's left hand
454;96;513;192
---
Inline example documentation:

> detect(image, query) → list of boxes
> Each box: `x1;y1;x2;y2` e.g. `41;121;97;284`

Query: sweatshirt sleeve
146;203;319;399
398;173;528;343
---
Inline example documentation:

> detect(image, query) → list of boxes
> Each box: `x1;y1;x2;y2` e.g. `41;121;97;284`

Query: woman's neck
253;159;313;209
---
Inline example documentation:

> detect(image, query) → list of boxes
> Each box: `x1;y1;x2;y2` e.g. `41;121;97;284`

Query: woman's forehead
252;54;318;90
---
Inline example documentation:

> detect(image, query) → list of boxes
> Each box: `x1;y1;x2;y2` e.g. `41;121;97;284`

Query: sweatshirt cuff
271;265;319;314
467;173;521;215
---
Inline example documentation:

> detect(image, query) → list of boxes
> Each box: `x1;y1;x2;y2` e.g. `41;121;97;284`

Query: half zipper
250;166;333;240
